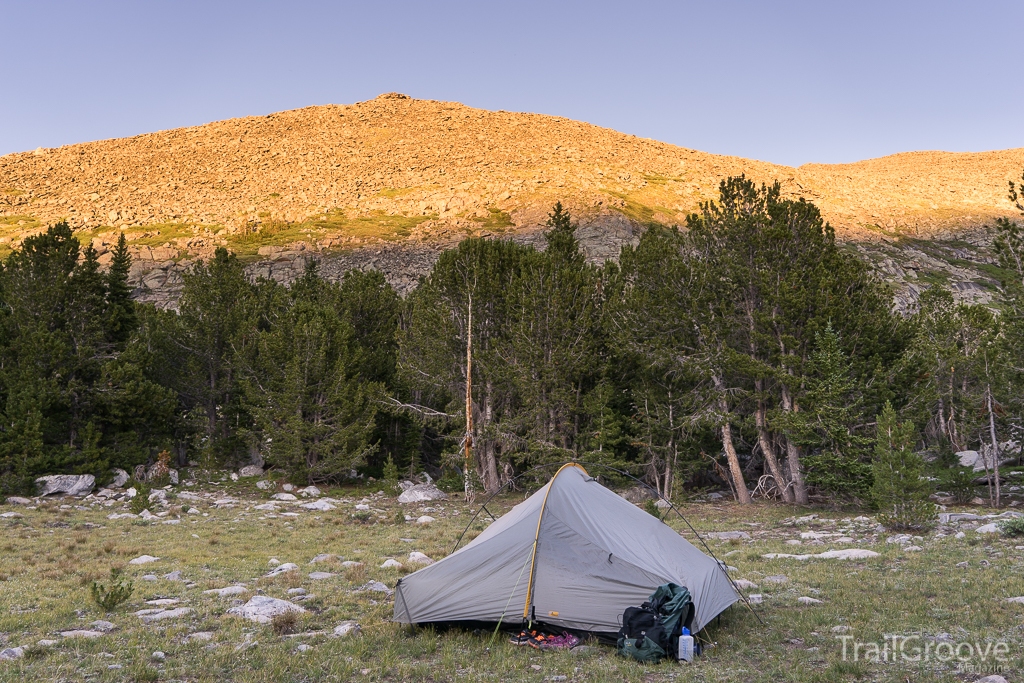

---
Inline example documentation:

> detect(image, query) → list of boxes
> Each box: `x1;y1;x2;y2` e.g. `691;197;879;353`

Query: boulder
4;496;32;505
300;499;336;511
408;552;434;566
60;630;106;638
265;562;299;577
415;515;436;525
227;596;307;624
90;620;117;632
239;465;263;478
299;486;322;497
356;580;393;595
36;474;95;497
309;572;335;580
797;596;823;605
110;469;130;488
309;554;334;564
129;555;160;565
762;549;880;561
138;607;191;624
203;585;247;597
706;531;751;540
397;484;448;504
976;523;1000;534
0;647;25;660
733;579;758;590
333;621;361;637
0;512;23;519
380;559;403;569
256;480;273;490
271;493;297;501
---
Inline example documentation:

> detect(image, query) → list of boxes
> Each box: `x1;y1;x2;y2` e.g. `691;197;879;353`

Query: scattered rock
763;575;789;585
955;531;966;539
204;585;247;597
145;598;180;606
265;562;299;577
111;469;130;488
151;651;165;661
254;503;278;511
748;594;763;604
299;486;322;497
238;465;264;478
797;597;823;605
974;676;1008;683
129;555;160;565
415;516;435;525
354;503;370;511
380;559;403;569
0;512;23;519
184;631;214;643
141;575;159;581
256;480;273;490
763;549;880;561
309;554;333;564
296;643;312;653
60;630;106;638
309;572;335;580
4;496;32;505
408;552;434;566
36;640;58;647
975;523;1000;534
164;571;183;581
706;531;751;540
282;484;295;492
904;545;923;552
333;621;361;637
227;596;307;624
341;561;364;568
271;493;297;501
138;608;192;624
0;647;25;661
397;484;448;504
90;620;117;632
287;588;307;596
356;580;393;595
1004;596;1024;604
36;474;95;497
300;499;336;511
733;579;758;590
831;625;850;633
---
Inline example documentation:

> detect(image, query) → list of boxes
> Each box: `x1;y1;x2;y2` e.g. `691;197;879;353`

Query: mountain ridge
2;93;1022;309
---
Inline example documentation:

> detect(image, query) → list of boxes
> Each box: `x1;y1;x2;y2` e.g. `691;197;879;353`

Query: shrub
90;567;134;611
997;517;1024;537
943;467;977;505
271;611;299;635
872;403;935;531
642;499;662;519
128;480;152;515
382;455;400;495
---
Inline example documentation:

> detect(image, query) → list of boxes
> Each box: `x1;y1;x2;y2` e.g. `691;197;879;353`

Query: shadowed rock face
2;93;1020;309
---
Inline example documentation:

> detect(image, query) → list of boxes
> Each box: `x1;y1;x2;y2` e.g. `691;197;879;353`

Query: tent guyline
448;460;765;628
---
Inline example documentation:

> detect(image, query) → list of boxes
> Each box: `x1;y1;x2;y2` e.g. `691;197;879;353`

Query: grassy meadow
1;476;1022;682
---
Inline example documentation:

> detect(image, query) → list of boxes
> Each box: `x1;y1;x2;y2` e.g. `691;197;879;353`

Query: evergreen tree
872;402;935;531
105;232;136;347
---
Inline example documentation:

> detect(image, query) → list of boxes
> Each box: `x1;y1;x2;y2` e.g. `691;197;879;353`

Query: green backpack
616;583;694;663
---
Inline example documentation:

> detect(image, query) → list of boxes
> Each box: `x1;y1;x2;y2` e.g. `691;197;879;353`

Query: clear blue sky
2;0;1020;166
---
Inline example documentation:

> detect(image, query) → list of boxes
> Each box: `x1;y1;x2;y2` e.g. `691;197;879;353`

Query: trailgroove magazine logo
836;634;1013;672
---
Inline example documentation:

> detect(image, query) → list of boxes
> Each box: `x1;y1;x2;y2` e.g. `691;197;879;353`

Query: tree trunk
779;384;809;504
720;414;751;504
755;400;792;502
987;384;1001;508
711;373;750;504
480;380;500;493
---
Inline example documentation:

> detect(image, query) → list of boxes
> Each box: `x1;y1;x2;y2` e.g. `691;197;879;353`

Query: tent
394;463;738;637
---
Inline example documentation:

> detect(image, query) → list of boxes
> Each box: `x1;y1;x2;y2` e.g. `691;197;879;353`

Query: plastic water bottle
678;626;694;662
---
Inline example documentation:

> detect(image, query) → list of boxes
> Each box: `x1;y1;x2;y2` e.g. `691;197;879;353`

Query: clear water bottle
678;626;694;662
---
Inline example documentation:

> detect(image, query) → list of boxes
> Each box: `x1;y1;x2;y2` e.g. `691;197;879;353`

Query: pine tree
106;232;136;346
872;402;935;531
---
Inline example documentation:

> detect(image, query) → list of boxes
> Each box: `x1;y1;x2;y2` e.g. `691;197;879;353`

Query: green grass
2;478;1022;682
468;207;514;231
603;191;677;228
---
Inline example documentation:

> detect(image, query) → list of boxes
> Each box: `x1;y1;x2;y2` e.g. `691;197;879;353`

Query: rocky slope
1;93;1022;308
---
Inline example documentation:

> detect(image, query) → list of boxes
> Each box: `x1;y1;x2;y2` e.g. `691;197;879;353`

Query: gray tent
394;464;738;636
